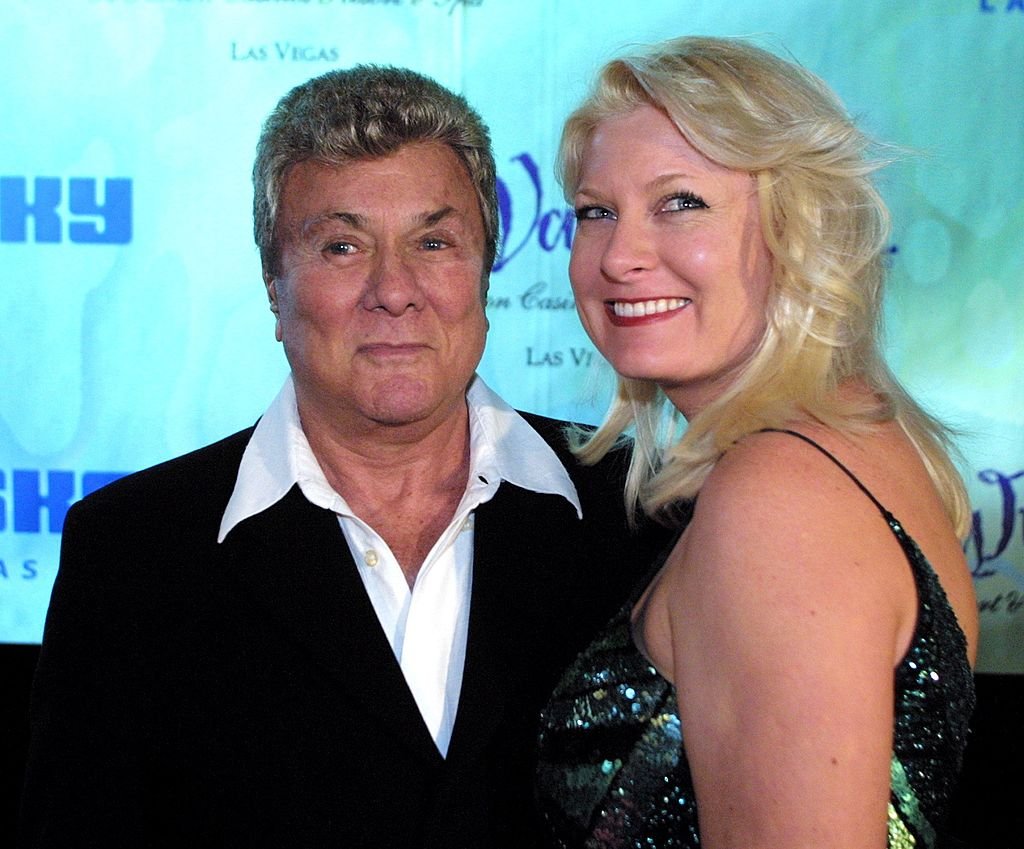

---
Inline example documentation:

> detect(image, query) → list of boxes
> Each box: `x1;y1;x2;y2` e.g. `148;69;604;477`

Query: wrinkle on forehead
300;205;462;238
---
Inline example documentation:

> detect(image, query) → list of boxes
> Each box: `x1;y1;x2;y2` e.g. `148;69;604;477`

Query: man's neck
299;399;473;586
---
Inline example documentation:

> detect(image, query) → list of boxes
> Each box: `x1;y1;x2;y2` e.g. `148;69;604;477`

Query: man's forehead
300;204;467;236
289;143;466;184
278;148;483;235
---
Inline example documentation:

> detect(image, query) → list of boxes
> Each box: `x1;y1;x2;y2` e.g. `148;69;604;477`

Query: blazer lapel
447;482;581;763
216;485;442;765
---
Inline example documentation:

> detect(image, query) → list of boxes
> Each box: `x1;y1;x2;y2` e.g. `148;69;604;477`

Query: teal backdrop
1;0;1022;673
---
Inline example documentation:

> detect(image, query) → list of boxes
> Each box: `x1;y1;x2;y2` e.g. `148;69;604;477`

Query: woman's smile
605;297;692;325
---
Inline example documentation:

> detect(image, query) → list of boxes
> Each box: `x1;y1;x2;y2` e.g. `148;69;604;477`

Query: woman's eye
663;192;707;212
575;205;614;221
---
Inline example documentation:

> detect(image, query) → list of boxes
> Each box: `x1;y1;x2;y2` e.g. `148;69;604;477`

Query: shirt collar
464;376;581;517
218;374;580;543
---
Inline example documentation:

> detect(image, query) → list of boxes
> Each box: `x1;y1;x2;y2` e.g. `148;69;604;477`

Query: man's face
268;142;489;436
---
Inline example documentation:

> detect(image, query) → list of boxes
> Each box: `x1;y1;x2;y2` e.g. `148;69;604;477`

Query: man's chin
361;377;464;430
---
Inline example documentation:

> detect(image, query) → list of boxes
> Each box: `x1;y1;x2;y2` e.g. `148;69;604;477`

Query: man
19;67;660;848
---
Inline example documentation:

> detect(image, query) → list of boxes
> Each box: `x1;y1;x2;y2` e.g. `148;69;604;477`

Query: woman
536;36;978;849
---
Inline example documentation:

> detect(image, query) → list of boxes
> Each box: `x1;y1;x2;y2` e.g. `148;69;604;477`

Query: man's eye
326;241;357;255
575;205;614;221
422;237;449;251
663;192;707;212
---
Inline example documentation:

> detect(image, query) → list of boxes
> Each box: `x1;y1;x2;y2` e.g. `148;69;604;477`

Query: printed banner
1;0;1022;672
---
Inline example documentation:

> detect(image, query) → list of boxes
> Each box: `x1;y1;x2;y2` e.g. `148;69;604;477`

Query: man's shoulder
517;411;629;475
516;410;570;453
71;426;256;523
515;410;632;514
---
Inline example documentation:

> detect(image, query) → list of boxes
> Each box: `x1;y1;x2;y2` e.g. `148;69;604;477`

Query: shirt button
364;549;379;567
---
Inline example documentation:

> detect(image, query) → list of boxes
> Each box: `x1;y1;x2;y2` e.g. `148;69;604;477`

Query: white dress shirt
218;374;580;756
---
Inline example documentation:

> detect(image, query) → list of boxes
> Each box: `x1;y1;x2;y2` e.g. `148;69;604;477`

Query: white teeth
612;298;690;317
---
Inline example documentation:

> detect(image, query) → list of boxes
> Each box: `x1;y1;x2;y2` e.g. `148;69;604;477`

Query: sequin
537;506;974;848
888;802;917;849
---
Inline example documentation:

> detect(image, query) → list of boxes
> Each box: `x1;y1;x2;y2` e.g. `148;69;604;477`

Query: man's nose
363;248;422;314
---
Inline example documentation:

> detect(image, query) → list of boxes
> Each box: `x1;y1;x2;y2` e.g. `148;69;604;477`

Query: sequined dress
536;431;975;849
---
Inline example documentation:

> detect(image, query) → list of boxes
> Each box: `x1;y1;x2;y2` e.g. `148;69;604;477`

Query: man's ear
265;272;282;341
265;274;278;312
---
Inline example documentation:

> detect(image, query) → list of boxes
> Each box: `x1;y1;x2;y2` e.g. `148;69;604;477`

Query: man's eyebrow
302;210;366;235
423;206;457;226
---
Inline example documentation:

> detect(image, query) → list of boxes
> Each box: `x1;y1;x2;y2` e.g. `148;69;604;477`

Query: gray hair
253;65;498;278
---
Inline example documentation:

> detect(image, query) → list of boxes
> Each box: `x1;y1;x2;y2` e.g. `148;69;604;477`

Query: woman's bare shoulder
667;426;918;652
687;427;892;550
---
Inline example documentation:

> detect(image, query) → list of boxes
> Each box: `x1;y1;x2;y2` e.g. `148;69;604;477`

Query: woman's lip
604;297;691;326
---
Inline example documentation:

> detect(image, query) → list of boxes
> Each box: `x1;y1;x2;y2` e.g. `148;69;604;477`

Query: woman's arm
658;431;918;849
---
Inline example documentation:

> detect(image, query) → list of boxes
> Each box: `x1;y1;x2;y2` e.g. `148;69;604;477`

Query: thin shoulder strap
759;428;892;521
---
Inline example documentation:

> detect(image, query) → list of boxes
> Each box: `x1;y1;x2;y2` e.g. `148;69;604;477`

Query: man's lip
604;297;691;326
357;342;431;355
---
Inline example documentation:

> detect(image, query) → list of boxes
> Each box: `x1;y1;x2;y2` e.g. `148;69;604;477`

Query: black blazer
19;414;665;849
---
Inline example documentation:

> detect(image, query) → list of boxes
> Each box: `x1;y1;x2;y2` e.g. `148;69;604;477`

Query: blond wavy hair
561;36;970;536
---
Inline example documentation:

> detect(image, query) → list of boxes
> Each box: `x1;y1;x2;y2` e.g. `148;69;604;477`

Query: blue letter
538;208;574;252
979;0;995;10
966;469;1024;576
0;469;6;532
0;177;62;242
68;178;132;244
493;153;543;272
13;470;74;533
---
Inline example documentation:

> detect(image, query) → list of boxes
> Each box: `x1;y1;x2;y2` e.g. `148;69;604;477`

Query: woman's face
569;104;773;417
